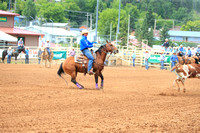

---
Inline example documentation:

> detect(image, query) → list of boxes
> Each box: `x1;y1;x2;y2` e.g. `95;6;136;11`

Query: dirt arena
0;64;200;133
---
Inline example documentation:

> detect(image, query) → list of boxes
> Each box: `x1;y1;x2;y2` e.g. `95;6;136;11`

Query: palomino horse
2;48;25;64
40;48;54;68
57;40;118;89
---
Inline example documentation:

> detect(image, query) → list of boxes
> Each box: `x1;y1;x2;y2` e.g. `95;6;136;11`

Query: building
0;10;43;46
169;30;200;43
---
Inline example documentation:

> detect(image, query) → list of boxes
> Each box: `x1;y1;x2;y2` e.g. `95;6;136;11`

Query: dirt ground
0;64;200;133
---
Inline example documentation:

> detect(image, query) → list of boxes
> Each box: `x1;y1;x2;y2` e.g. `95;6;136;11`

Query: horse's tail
57;63;68;85
57;63;64;76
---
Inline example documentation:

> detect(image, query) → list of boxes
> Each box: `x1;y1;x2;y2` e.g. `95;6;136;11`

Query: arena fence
0;45;172;70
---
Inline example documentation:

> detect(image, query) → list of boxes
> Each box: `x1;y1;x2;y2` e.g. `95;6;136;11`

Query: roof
0;27;44;36
168;31;200;37
0;31;17;42
0;10;19;16
42;23;68;27
24;26;76;36
79;26;87;29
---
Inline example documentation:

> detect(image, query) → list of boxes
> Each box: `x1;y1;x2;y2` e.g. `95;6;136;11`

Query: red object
79;26;87;29
0;27;44;36
0;10;19;16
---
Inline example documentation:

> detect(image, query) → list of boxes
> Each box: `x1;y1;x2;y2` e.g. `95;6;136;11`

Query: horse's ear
106;40;108;43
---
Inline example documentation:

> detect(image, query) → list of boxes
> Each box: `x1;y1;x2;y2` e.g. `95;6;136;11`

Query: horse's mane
95;45;105;55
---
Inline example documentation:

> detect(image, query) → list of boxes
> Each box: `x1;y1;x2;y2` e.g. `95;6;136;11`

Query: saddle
74;54;96;75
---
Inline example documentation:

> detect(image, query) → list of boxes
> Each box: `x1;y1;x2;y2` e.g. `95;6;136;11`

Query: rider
45;39;51;56
17;38;24;53
80;30;97;75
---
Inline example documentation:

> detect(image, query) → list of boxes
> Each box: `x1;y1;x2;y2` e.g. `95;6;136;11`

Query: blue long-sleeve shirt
132;53;136;59
187;50;192;57
179;47;184;52
25;49;29;55
196;48;200;53
170;54;179;62
80;36;94;51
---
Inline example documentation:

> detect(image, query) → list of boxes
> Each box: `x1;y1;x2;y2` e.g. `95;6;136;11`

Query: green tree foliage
0;2;8;10
38;2;67;23
22;0;37;21
181;20;200;31
160;24;170;43
124;3;139;30
15;0;25;15
172;7;189;22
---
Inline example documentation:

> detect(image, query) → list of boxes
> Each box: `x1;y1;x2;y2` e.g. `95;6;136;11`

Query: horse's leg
175;79;181;92
99;72;104;89
94;74;99;89
45;58;47;68
40;57;43;68
71;72;84;89
180;79;186;93
15;55;17;64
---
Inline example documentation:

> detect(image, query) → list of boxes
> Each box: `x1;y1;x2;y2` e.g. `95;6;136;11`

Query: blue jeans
7;55;11;64
171;61;176;68
82;49;94;72
25;54;29;64
161;60;164;70
46;48;51;55
132;59;135;67
145;59;149;70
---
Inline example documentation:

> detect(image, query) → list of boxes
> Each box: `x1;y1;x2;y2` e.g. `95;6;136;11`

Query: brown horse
177;56;196;65
40;48;54;68
57;40;118;89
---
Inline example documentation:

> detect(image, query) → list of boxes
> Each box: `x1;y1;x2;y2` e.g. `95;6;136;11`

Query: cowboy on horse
80;30;97;75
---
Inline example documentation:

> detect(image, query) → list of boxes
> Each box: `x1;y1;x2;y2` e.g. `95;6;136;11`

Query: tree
0;2;8;10
160;24;170;43
172;7;189;22
181;20;200;31
15;0;25;15
22;0;37;21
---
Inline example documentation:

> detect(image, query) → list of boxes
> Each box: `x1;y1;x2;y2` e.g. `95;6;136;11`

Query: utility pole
116;0;121;45
95;0;99;42
110;23;112;41
86;13;89;28
90;14;92;30
127;15;130;49
154;19;156;32
9;0;11;11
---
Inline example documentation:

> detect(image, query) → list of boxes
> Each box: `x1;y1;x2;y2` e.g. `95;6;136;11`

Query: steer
171;63;200;92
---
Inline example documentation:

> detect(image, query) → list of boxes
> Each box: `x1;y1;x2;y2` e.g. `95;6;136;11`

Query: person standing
160;52;165;70
163;39;169;52
196;45;200;53
69;48;76;57
131;50;136;67
25;47;29;64
170;52;179;68
187;47;192;57
7;47;12;64
80;30;97;75
191;47;196;56
144;50;150;70
179;45;184;52
17;38;24;53
38;47;43;64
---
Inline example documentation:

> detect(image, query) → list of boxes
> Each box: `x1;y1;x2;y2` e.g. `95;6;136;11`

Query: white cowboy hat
180;44;183;47
165;38;168;41
8;47;11;50
81;30;89;35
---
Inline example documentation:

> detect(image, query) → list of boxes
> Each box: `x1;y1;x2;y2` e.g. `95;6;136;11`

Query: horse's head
105;40;118;54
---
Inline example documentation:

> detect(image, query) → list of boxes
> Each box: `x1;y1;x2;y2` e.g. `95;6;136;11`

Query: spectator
163;39;169;51
69;48;76;57
178;51;184;57
196;51;200;63
144;50;150;70
183;47;187;55
132;50;136;67
196;45;200;53
25;47;29;64
170;52;179;68
191;47;196;56
7;47;12;64
187;47;192;57
160;51;165;70
179;45;184;52
38;47;43;64
167;47;172;53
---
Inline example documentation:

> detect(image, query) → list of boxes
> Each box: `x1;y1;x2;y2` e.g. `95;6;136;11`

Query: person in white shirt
144;50;150;70
191;47;196;56
7;47;13;64
45;40;51;56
